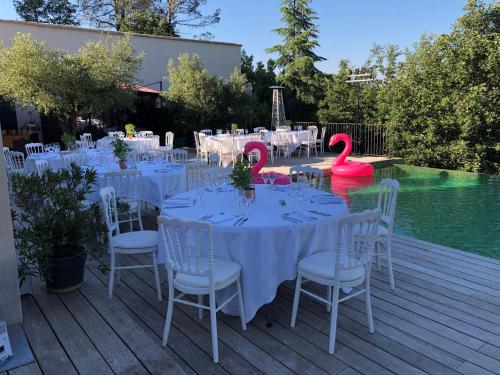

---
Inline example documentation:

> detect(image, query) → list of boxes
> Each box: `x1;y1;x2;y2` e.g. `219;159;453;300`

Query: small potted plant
125;123;135;139
112;138;131;169
231;123;238;135
11;164;104;293
230;160;255;200
62;133;76;150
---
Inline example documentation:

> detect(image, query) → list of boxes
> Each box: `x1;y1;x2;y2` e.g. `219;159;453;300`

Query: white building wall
0;20;242;88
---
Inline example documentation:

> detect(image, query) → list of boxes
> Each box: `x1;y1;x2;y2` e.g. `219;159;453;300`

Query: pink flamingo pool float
243;141;290;184
329;133;374;177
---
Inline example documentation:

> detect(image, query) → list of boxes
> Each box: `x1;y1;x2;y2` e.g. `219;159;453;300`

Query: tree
14;0;79;25
78;0;220;37
0;33;142;132
385;0;499;173
266;0;325;104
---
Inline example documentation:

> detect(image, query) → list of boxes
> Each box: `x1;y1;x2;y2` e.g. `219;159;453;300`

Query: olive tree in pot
112;138;132;169
11;163;105;293
230;160;255;200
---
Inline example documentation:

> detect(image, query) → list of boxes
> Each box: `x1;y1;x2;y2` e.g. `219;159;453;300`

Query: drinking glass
245;129;249;135
196;185;204;207
269;173;276;190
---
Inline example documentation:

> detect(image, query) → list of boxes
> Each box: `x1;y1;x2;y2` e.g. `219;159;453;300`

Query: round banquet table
158;184;349;322
87;161;187;208
122;136;160;152
25;150;116;173
264;130;310;155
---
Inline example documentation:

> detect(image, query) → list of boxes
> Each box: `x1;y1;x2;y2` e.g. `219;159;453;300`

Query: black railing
295;122;390;156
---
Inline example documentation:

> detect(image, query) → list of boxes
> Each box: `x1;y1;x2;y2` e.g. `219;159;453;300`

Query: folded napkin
163;197;195;208
208;212;234;224
154;168;172;173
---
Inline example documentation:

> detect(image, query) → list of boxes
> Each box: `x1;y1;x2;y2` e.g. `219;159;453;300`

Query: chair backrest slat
25;143;44;156
377;179;399;229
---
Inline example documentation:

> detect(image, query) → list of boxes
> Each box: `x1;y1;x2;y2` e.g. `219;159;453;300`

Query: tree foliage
0;33;142;131
163;53;253;133
267;0;324;104
14;0;79;25
78;0;220;37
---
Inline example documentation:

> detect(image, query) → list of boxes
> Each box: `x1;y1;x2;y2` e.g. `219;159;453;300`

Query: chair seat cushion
113;230;158;249
377;225;389;236
175;257;241;289
298;251;365;281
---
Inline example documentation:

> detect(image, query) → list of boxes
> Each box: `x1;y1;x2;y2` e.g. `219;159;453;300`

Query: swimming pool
324;164;500;259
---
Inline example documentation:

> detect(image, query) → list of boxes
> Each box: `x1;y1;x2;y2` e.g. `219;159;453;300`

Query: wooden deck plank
277;284;462;374
7;362;42;375
456;362;497;375
58;291;149;374
86;261;258;375
31;289;114;375
80;270;194;374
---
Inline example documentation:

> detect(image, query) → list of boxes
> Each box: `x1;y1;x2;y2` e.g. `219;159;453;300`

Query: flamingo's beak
328;136;337;150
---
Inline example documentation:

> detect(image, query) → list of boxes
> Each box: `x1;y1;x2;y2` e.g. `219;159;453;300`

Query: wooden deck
5;216;500;374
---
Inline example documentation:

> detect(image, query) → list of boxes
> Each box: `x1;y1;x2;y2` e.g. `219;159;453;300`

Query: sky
0;0;475;73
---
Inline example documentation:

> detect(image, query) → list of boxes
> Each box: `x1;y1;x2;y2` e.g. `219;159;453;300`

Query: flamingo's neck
244;142;268;176
333;135;352;166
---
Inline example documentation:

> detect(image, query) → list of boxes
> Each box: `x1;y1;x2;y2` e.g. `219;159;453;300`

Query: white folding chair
218;137;237;167
374;179;399;289
171;149;188;164
25;143;44;156
158;216;246;363
290;209;380;354
104;170;144;232
299;127;318;157
34;159;49;176
289;166;324;188
100;187;161;300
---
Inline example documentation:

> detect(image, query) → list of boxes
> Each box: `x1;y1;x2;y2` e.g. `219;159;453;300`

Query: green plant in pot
231;123;238;134
125;123;135;139
230;160;255;200
11;163;105;293
62;132;76;150
112;138;132;169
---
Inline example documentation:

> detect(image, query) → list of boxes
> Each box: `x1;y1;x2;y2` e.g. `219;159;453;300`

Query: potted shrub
112;138;132;169
231;123;238;135
62;132;76;150
125;123;135;139
11;163;104;293
230;160;255;200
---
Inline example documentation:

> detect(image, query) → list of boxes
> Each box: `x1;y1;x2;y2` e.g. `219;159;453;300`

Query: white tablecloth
204;134;259;166
25;150;115;173
88;161;187;207
122;137;160;152
158;184;349;322
265;130;310;155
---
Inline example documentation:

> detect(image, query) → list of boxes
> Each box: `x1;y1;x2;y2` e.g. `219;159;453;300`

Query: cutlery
283;213;300;223
238;217;249;226
308;209;331;217
199;213;213;221
233;217;245;226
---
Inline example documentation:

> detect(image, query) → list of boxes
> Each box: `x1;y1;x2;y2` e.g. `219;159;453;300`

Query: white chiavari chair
217;136;237;167
100;187;161;300
104;169;144;232
299;127;319;157
290;209;380;354
158;216;246;363
34;159;49;176
186;160;207;190
25;143;44;156
171;149;188;164
5;151;25;175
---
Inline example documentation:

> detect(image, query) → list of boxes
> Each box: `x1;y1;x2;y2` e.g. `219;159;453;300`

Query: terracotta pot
127;134;133;139
119;160;127;169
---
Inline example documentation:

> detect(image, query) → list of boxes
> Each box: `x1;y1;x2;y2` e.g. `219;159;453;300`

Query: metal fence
295;122;390;156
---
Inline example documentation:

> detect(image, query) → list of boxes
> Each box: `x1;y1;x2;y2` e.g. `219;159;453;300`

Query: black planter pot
45;253;87;293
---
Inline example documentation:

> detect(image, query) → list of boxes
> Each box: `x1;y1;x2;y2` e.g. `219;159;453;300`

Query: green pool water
323;165;500;259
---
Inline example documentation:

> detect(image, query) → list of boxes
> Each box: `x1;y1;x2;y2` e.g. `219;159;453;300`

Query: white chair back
104;169;142;203
377;179;399;231
171;149;188;163
165;132;174;150
289;166;323;188
5;151;25;174
200;129;212;136
62;152;88;168
158;216;214;281
254;127;266;133
208;154;220;167
25;143;44;156
34;159;49;176
100;186;120;237
335;209;380;273
236;129;245;135
319;127;326;141
187;160;206;189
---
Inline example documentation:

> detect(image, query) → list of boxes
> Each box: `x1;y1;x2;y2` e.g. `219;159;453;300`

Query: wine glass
245;129;249;135
268;173;276;190
262;172;269;185
196;185;204;207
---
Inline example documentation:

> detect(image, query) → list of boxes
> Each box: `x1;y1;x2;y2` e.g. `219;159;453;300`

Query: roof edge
0;19;242;47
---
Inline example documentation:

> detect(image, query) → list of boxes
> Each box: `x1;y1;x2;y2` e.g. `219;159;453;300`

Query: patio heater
346;67;374;124
269;86;286;129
